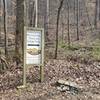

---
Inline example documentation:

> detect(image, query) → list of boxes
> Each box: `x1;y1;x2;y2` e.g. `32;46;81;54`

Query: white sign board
24;27;44;65
21;27;44;87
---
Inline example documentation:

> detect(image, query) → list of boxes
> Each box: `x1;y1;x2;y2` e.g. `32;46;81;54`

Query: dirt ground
0;58;100;100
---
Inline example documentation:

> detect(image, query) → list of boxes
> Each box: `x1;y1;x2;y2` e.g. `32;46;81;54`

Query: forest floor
0;32;100;100
0;56;100;100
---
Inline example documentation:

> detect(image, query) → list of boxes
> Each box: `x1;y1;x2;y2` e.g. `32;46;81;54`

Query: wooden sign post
22;27;44;87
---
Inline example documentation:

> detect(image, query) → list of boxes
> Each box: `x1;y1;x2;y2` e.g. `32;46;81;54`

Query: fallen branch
56;79;83;94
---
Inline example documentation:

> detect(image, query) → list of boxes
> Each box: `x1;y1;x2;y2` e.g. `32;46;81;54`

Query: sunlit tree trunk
61;22;64;44
83;0;93;33
30;1;35;27
76;0;79;40
94;0;98;29
47;0;49;25
67;0;70;48
55;0;64;59
99;0;100;20
0;0;2;45
3;0;8;56
46;0;49;41
44;0;49;42
74;0;76;34
15;0;24;63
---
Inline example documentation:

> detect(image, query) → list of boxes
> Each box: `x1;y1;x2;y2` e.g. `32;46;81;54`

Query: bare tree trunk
15;0;24;64
44;0;50;42
47;0;49;25
0;0;2;45
99;0;100;20
94;0;98;29
61;22;64;44
54;0;64;59
79;1;81;20
46;0;49;41
3;0;8;56
25;0;29;26
76;0;79;40
83;0;93;33
67;0;70;48
74;0;76;34
29;1;35;27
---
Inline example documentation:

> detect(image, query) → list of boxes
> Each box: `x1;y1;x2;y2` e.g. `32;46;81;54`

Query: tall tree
0;0;2;45
47;0;49;25
15;0;24;63
54;0;64;59
99;0;100;20
67;0;71;48
94;0;98;29
74;0;76;34
83;0;93;33
29;1;35;27
76;0;79;40
46;0;49;41
44;0;50;42
61;21;64;44
16;0;27;86
3;0;8;56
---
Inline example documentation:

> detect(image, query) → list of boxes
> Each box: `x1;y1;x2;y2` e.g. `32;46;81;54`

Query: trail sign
22;27;44;87
24;27;44;65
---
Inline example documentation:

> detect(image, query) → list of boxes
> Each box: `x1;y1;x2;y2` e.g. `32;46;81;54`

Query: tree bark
94;0;98;29
99;0;100;20
61;22;64;44
67;0;71;48
0;0;2;45
54;0;64;59
46;0;49;41
3;0;8;56
76;0;79;40
74;0;76;34
15;0;24;63
29;1;35;27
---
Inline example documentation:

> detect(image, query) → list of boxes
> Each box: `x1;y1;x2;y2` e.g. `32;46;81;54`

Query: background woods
0;0;100;64
0;0;100;99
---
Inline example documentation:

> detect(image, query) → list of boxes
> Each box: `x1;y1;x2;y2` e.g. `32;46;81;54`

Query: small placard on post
22;27;44;87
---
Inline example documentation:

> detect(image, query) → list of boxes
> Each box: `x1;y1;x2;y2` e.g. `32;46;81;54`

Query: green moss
90;39;100;60
68;45;81;51
59;42;81;51
91;46;100;60
92;39;100;46
58;39;100;61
